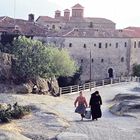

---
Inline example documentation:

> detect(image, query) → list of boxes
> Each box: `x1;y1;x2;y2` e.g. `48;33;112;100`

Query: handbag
85;108;91;119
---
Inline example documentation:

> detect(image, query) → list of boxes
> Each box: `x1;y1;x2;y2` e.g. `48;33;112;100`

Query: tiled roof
72;3;84;9
64;9;70;12
55;10;61;13
61;28;122;38
36;16;60;23
84;17;115;24
121;27;140;37
0;16;47;36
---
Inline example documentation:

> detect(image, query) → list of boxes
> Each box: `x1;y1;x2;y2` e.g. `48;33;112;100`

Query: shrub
0;102;31;123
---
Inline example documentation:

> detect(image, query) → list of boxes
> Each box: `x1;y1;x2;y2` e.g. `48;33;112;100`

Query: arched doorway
108;68;114;78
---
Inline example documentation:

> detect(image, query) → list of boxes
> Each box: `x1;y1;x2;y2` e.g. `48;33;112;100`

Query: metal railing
59;76;140;95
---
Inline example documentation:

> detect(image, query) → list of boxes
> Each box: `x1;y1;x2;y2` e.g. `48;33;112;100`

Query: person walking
89;91;102;120
74;91;88;120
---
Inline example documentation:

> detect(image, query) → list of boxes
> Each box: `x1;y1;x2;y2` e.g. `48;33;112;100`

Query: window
89;22;93;28
138;41;140;48
94;43;96;46
69;43;72;47
52;25;55;29
105;43;108;48
101;59;104;63
83;44;86;48
81;59;83;63
109;43;111;46
134;41;136;48
121;57;124;62
124;42;127;47
99;43;102;48
91;58;94;63
116;42;118;48
2;31;7;34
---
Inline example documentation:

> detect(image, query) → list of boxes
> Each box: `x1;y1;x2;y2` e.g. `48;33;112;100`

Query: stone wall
64;37;130;81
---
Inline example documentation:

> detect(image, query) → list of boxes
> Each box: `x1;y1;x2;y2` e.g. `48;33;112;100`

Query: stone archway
108;68;114;78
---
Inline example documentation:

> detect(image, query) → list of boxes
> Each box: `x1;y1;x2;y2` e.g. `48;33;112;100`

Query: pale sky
0;0;140;29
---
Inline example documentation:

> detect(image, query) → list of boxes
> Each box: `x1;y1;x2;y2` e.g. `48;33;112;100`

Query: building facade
1;4;140;83
35;4;140;82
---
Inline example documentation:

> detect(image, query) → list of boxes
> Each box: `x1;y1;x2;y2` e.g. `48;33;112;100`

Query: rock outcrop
0;52;13;83
0;52;59;95
110;93;140;116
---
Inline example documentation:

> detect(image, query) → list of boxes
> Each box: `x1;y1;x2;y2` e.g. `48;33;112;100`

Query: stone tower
64;9;70;21
55;10;61;19
72;3;84;18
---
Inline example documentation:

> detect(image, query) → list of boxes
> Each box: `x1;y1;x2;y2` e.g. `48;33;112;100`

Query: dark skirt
75;104;86;114
91;105;102;119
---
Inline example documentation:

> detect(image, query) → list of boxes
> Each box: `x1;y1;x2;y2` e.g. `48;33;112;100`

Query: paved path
54;82;140;140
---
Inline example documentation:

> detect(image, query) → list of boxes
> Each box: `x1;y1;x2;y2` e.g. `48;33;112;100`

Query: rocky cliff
0;52;59;95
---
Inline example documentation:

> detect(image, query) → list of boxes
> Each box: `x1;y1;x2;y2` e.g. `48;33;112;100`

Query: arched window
101;59;104;63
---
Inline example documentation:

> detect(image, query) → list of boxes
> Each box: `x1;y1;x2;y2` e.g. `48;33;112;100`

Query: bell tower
72;3;84;18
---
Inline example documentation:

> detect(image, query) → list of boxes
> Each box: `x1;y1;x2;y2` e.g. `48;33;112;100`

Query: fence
59;76;140;95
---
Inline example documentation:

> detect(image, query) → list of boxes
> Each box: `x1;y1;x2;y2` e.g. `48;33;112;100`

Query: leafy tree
11;36;77;83
133;64;140;77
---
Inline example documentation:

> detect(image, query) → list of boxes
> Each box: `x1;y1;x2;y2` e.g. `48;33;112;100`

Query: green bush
0;102;31;123
133;64;140;77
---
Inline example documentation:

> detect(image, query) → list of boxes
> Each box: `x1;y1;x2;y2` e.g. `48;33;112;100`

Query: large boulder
110;94;140;116
112;93;140;101
15;84;33;94
32;77;59;96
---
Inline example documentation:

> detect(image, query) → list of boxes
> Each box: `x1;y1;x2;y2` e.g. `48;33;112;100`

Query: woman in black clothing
89;91;102;120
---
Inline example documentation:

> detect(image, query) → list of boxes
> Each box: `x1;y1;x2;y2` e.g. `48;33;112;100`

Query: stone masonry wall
64;37;130;82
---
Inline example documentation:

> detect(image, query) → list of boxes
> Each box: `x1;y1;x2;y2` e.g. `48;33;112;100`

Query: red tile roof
0;16;47;36
36;16;60;23
122;27;140;37
72;3;84;9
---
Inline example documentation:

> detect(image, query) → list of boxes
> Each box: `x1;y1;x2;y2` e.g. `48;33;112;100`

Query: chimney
55;10;61;19
64;9;70;22
28;14;34;22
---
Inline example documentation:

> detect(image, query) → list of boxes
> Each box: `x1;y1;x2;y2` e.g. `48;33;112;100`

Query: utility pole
89;49;91;91
14;0;16;25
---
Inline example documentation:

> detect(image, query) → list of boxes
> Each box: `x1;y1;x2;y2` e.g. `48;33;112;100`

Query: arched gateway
108;68;114;78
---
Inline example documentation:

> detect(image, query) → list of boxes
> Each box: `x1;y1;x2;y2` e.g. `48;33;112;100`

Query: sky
0;0;140;29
